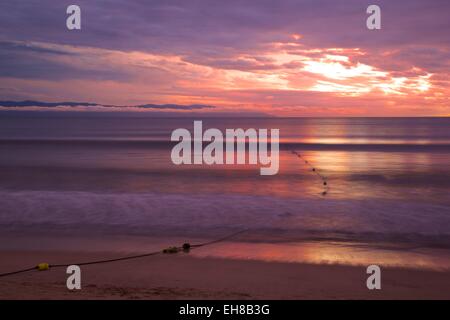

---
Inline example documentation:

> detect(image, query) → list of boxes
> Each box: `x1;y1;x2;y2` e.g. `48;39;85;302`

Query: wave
1;191;449;248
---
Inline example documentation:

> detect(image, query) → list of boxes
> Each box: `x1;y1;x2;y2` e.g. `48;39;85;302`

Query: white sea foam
0;191;449;240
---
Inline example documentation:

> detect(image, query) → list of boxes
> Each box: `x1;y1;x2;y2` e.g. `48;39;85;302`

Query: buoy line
291;150;329;196
0;229;248;278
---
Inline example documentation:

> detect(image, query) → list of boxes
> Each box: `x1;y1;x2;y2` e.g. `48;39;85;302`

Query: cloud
132;104;215;110
1;1;448;53
0;1;449;116
0;40;136;81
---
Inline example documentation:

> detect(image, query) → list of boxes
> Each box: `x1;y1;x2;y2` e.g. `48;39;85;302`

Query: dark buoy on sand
182;243;191;252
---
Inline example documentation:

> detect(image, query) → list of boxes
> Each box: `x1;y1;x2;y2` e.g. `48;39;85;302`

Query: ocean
0;113;449;269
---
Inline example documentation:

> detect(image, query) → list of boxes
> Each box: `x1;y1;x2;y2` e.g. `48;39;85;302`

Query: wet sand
1;250;449;299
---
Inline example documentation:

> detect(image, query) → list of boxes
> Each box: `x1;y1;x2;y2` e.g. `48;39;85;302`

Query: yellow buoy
36;263;50;271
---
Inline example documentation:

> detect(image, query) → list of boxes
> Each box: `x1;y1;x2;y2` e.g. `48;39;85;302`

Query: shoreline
1;250;449;299
1;230;449;271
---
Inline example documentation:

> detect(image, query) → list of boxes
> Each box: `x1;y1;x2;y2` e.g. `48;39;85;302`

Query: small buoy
322;191;327;196
323;182;327;186
36;263;49;271
312;168;315;171
182;243;191;252
163;247;179;254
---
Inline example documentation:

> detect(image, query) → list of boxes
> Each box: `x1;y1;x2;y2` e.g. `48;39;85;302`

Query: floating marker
292;150;329;196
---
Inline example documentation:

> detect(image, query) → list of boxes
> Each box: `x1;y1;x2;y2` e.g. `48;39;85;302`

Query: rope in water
1;152;330;278
291;150;329;196
0;229;247;278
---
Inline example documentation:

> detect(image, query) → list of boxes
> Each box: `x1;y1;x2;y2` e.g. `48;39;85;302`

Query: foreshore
1;250;449;299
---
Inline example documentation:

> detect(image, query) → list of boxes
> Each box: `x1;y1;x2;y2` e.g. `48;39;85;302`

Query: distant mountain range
0;100;216;110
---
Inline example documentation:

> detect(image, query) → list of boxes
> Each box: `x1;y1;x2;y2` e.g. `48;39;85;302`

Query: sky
0;0;449;116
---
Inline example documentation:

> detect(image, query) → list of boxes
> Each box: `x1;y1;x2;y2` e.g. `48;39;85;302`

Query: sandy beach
1;250;449;300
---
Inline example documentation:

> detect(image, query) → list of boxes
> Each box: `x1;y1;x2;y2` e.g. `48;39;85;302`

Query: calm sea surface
0;113;449;269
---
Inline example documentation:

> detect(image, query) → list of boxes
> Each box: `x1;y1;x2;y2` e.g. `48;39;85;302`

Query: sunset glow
0;1;448;116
